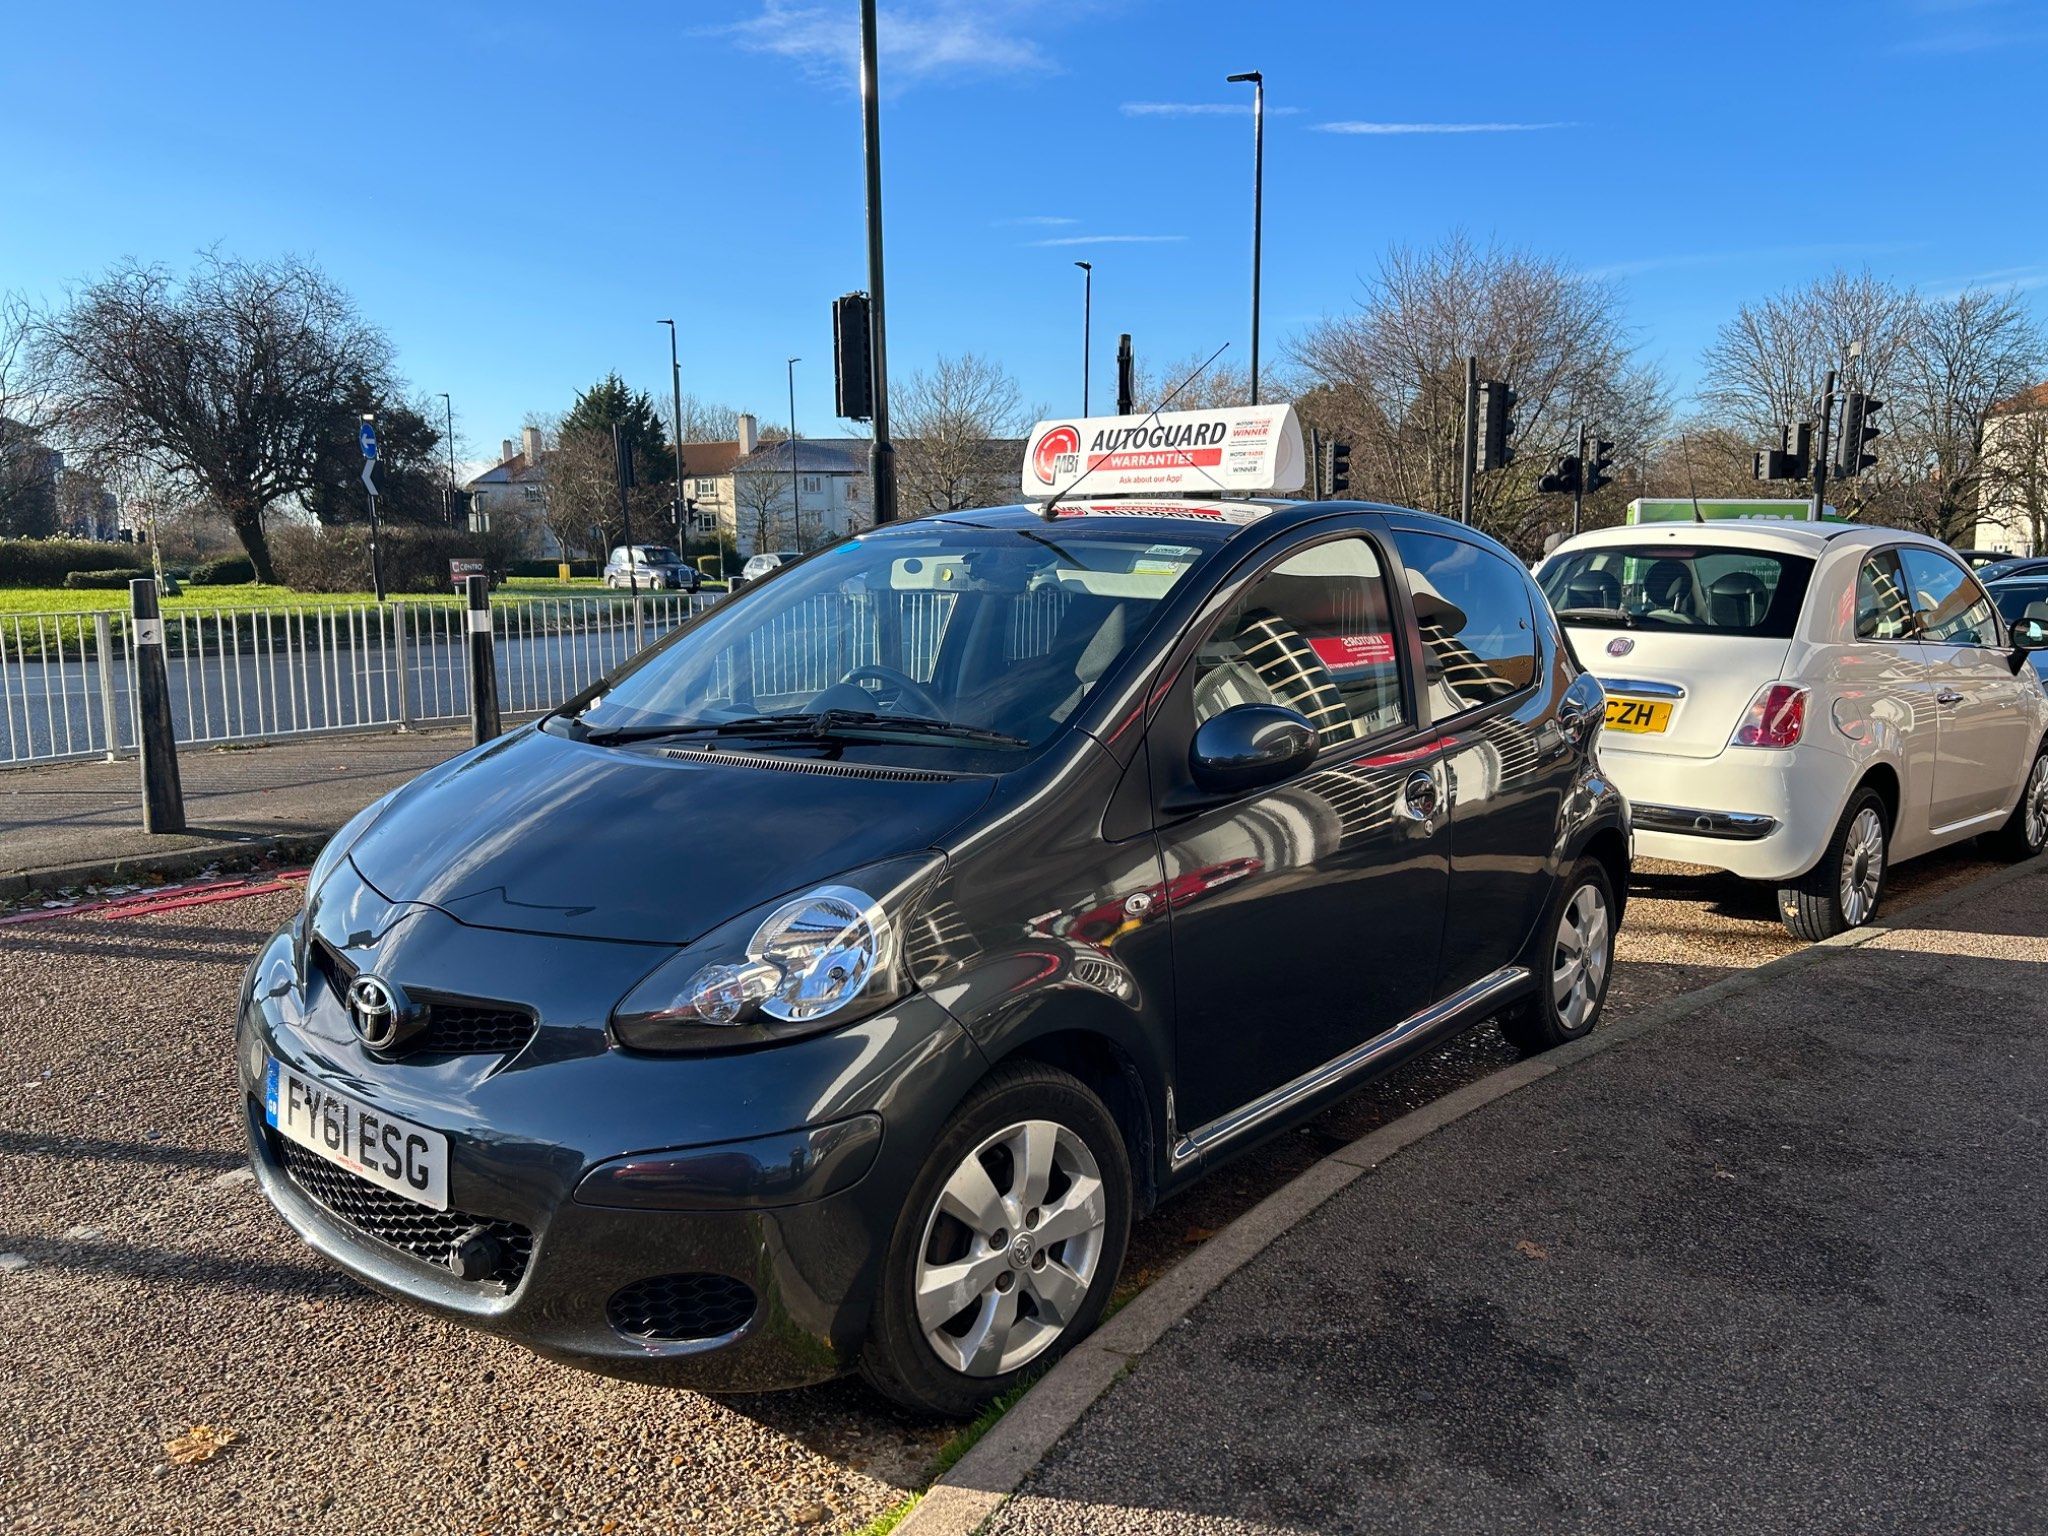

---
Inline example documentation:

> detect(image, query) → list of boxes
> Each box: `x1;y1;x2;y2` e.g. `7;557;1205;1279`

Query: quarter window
1393;530;1538;717
1898;547;1999;647
1190;537;1406;747
1855;551;1914;641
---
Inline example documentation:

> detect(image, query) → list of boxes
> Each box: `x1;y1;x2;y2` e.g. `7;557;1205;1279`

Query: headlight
612;859;937;1052
308;791;396;895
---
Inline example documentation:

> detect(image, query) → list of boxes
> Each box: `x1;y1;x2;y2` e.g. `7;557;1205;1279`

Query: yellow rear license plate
1604;697;1672;733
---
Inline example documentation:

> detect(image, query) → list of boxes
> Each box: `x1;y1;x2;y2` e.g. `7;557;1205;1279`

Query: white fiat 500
1537;520;2048;938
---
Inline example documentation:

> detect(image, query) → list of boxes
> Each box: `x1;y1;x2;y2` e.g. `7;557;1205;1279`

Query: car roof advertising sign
1627;497;1845;524
1022;404;1307;500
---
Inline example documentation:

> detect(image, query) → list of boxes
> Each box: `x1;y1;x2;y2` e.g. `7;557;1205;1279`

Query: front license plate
1604;697;1672;733
264;1059;449;1210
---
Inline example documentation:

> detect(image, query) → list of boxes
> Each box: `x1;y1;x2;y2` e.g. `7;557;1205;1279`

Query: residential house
1975;382;2048;557
726;413;873;556
464;427;552;541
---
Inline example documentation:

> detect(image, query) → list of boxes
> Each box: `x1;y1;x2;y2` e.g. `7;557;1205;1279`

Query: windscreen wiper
579;709;1027;748
1552;606;1637;628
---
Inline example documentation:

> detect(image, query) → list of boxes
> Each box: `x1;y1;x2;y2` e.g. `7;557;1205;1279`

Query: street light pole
859;0;898;523
1227;70;1264;404
1074;261;1093;414
787;356;802;549
660;319;686;547
438;392;457;526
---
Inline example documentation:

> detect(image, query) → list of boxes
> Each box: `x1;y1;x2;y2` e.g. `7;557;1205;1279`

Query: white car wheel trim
1839;807;1885;926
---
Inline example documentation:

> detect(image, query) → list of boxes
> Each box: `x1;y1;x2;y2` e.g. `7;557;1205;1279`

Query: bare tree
33;254;395;580
0;295;60;536
1126;350;1266;414
677;394;744;444
1292;233;1666;553
1978;391;2048;553
893;353;1031;514
730;469;795;555
1888;288;2048;545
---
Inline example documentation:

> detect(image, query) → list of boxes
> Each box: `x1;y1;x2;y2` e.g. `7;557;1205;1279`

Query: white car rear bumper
1599;741;1861;882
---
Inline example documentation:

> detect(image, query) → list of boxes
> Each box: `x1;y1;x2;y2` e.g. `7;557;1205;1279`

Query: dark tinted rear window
1540;545;1814;639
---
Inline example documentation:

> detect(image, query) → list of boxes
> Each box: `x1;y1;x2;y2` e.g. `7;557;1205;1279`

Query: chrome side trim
1632;804;1779;841
1169;965;1531;1168
1596;676;1687;699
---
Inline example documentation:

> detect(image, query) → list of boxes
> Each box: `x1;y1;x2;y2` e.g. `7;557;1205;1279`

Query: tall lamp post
659;319;688;549
1074;261;1093;414
787;356;802;549
1226;69;1264;404
859;0;897;523
438;392;457;526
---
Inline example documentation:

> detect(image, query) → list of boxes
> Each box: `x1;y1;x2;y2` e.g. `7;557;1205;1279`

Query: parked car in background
1974;554;2048;585
736;549;798;588
1539;521;2048;940
1954;548;2011;571
240;493;1628;1417
1988;574;2048;676
604;545;700;592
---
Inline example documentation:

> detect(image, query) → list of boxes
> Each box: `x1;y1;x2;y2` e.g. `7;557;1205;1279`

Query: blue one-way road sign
359;422;379;459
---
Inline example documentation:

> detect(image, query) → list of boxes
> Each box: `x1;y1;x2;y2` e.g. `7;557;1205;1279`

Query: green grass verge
0;575;711;618
851;1494;922;1536
926;1373;1043;1483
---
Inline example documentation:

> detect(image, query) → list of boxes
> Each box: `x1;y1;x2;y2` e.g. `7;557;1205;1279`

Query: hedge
270;525;526;594
190;555;257;585
62;568;149;590
0;538;152;588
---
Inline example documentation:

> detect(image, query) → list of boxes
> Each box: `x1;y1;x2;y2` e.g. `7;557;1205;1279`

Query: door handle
1936;689;1964;707
1400;769;1441;823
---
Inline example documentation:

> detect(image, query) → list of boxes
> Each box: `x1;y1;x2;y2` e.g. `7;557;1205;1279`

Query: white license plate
265;1060;449;1211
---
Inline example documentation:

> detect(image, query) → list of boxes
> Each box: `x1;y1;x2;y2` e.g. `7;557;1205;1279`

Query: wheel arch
1856;759;1902;833
984;1026;1160;1217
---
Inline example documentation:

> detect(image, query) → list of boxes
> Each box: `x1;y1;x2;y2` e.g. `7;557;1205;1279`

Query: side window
1190;536;1407;748
1856;551;1914;641
1392;530;1538;718
1898;547;1999;647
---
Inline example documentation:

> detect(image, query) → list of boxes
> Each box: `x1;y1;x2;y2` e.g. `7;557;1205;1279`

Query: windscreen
1540;544;1814;639
567;524;1211;751
1993;581;2048;625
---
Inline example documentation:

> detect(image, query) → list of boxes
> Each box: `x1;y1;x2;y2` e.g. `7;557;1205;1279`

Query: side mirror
2009;612;2048;673
1189;704;1320;797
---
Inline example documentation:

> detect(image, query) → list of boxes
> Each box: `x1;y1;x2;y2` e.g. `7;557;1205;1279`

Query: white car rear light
1730;683;1808;749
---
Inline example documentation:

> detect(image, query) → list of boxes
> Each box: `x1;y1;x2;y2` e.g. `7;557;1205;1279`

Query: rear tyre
1983;744;2048;862
1778;787;1888;941
860;1062;1131;1418
1499;857;1616;1055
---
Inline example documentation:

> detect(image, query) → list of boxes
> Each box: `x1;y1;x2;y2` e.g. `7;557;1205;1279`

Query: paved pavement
983;865;2048;1535
0;728;478;886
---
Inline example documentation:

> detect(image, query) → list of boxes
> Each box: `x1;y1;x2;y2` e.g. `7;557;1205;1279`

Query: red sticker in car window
1309;633;1395;670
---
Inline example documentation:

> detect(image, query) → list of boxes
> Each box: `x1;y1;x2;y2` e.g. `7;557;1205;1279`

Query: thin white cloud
1314;120;1572;135
999;215;1079;227
715;1;1062;86
1120;101;1306;117
1924;264;2048;299
1028;234;1189;247
1580;240;1925;280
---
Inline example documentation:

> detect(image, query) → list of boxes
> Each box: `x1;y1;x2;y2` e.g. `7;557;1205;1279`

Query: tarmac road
0;842;2014;1535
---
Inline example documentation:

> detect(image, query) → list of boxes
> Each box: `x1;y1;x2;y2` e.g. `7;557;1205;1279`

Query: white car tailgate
1568;629;1794;760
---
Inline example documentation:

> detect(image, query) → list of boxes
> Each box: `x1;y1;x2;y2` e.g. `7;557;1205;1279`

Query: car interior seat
1706;570;1769;627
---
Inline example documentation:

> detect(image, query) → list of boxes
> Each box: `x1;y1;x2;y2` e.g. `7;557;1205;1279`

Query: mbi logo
1033;425;1082;485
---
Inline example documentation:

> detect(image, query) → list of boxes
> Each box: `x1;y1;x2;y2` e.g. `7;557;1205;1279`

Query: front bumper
1599;741;1859;881
235;868;985;1392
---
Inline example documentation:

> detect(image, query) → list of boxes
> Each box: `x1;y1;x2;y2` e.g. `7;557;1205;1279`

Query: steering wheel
839;664;947;717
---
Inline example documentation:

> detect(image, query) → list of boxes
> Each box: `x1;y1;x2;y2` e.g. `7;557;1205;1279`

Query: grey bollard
466;574;501;745
130;578;186;833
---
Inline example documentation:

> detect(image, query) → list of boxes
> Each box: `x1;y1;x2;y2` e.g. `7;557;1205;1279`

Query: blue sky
4;0;2044;467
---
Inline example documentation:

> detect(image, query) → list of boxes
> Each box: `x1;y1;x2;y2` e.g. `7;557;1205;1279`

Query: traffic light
1836;392;1883;478
1476;380;1517;472
1324;439;1352;497
1585;433;1616;495
1754;422;1812;481
833;293;874;421
1538;455;1582;495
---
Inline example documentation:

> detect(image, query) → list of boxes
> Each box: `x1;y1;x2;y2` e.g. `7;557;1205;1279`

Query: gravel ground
0;843;2006;1535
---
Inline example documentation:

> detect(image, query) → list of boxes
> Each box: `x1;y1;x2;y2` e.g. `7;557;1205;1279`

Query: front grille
279;1139;533;1289
310;937;537;1058
606;1273;758;1342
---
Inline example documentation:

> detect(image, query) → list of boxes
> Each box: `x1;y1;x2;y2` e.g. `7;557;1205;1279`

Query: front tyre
1983;744;2048;862
1779;787;1887;941
1499;857;1616;1054
860;1062;1131;1418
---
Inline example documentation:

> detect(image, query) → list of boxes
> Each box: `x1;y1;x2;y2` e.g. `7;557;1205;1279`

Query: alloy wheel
914;1119;1108;1378
2025;757;2048;850
1552;881;1611;1031
1839;806;1886;926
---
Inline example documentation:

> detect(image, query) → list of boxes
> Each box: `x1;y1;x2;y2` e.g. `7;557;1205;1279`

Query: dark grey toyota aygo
239;495;1629;1415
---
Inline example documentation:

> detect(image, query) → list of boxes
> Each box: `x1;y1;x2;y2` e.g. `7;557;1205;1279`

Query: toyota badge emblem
347;975;412;1051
